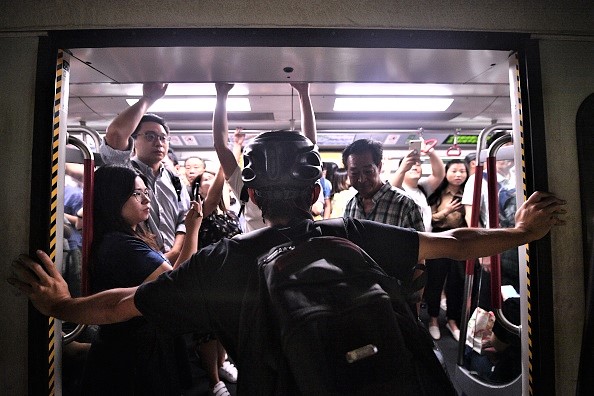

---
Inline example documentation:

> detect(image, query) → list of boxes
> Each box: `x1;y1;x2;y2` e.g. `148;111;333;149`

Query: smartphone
408;139;422;153
451;195;462;204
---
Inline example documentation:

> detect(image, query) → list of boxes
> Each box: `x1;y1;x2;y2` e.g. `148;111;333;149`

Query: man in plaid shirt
342;139;425;231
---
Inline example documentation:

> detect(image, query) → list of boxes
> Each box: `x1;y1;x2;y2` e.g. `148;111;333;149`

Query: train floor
62;304;459;396
419;301;463;395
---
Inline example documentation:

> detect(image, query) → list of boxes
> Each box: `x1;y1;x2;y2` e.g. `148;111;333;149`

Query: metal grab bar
67;125;103;151
457;124;512;366
62;134;95;345
487;134;521;336
486;135;511;310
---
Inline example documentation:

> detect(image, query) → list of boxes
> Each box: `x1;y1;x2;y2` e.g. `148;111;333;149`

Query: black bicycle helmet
242;131;322;198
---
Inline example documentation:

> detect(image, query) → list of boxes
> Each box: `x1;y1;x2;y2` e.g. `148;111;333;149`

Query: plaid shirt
343;182;425;231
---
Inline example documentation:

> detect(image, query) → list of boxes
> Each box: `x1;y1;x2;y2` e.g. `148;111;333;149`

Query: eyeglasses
130;189;150;203
135;132;171;143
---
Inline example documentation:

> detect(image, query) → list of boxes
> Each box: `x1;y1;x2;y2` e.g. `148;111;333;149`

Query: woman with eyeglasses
81;164;202;395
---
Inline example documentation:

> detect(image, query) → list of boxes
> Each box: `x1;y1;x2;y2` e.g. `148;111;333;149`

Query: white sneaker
440;298;447;311
212;381;231;396
446;322;460;342
218;360;238;383
429;325;441;340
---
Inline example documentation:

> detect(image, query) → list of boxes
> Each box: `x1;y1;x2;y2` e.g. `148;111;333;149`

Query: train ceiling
66;46;514;152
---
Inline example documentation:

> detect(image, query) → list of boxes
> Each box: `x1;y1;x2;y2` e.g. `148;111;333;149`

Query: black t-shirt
135;218;419;394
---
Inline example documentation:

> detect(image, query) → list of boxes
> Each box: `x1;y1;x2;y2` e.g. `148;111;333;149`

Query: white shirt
227;166;266;232
462;168;515;228
402;182;432;232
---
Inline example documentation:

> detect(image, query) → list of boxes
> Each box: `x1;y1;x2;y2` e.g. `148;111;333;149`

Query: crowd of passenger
58;82;525;394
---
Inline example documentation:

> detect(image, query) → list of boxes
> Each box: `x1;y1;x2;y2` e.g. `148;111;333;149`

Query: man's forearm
421;227;528;262
54;288;140;325
105;96;152;149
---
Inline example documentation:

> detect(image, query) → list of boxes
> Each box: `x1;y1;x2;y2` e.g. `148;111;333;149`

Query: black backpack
257;228;456;395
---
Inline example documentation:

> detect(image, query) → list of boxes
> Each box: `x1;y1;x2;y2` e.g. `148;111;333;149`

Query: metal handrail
457;124;512;365
487;134;521;336
62;134;95;345
67;125;102;151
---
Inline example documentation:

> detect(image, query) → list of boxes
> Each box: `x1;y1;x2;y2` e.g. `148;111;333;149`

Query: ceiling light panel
126;97;251;112
333;98;454;112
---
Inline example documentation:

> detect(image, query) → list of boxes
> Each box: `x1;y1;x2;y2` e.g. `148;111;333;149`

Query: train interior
59;42;524;395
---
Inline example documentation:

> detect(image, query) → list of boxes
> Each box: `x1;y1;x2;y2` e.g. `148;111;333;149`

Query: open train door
28;49;72;395
453;52;533;396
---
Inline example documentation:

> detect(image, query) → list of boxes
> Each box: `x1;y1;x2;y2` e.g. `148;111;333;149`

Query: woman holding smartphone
424;159;469;341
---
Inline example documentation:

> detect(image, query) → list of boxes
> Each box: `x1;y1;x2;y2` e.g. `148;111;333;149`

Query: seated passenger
464;297;521;384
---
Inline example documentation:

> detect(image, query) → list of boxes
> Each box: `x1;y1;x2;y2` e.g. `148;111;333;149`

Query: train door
576;93;594;394
28;29;552;395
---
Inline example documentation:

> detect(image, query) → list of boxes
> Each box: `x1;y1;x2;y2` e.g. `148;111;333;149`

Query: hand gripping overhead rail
62;134;94;344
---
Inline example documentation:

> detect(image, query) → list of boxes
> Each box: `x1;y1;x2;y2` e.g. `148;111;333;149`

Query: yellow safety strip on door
46;49;65;396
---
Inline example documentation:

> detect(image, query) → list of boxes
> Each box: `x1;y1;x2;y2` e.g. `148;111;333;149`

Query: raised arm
232;128;245;163
213;83;239;179
9;250;140;324
423;147;445;191
202;167;226;217
104;83;168;150
174;200;203;269
290;82;316;143
418;191;566;262
390;150;420;188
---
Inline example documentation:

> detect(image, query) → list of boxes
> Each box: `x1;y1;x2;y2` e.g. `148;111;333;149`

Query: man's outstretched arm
9;250;140;325
418;191;566;262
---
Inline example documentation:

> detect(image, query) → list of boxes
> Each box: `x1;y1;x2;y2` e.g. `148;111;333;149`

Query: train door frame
29;28;551;395
576;93;594;394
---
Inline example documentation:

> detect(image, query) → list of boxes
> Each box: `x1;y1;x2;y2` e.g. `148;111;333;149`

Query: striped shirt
99;140;190;252
343;182;425;231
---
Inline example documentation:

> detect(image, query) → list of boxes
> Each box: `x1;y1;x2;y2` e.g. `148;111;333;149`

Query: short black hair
254;184;316;222
132;113;170;137
342;139;383;168
464;152;476;164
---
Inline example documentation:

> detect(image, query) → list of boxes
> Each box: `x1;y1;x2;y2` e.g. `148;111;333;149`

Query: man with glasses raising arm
99;82;191;263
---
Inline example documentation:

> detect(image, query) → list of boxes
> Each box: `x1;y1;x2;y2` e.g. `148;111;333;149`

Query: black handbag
198;210;243;247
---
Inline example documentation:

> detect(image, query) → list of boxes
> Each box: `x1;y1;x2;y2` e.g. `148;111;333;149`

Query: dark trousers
424;257;465;325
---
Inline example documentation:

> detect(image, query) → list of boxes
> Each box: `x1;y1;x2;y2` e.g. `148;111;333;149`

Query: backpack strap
165;168;183;202
236;185;249;217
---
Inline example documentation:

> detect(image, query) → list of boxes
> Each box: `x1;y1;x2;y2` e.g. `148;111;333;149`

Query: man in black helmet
10;132;566;394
